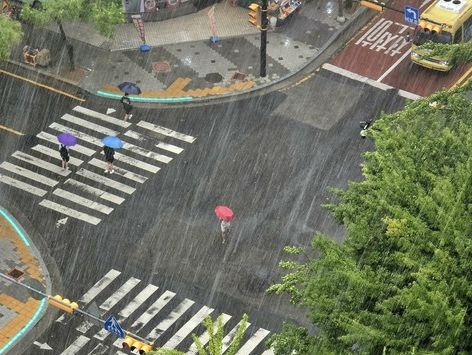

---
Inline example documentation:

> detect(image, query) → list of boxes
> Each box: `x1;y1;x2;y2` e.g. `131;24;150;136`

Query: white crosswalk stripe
55;269;271;355
52;188;114;215
137;121;196;143
0;173;47;196
163;306;214;349
61;113;119;136
0;161;58;187
32;144;84;166
99;151;161;173
37;131;95;156
64;179;125;205
73;106;131;128
50;122;103;147
13;151;71;176
76;169;136;195
146;298;195;342
88;158;147;184
123;142;173;164
39;199;102;225
124;130;184;154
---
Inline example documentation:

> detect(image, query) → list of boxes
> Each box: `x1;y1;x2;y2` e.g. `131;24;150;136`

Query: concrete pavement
9;0;365;102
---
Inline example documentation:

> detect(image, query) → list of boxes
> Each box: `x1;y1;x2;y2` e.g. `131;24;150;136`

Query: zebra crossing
53;269;273;355
0;105;196;225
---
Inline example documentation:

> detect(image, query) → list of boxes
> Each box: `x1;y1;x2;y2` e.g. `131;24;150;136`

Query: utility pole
260;0;268;77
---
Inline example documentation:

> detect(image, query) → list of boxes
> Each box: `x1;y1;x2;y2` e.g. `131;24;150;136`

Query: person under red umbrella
215;206;234;244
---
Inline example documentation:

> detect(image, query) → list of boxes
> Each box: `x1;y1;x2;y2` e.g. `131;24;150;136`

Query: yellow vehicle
411;0;472;71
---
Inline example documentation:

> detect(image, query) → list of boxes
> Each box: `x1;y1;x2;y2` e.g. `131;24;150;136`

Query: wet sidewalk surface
0;207;50;354
12;0;357;102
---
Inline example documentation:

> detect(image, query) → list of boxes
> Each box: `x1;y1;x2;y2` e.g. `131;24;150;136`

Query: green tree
0;15;23;60
418;40;472;67
268;86;472;354
21;0;124;70
152;314;249;355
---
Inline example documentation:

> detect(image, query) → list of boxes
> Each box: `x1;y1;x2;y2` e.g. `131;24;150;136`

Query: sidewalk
12;0;362;102
0;207;51;354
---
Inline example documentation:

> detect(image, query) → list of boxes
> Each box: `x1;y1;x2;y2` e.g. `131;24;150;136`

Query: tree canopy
0;14;23;60
268;85;472;354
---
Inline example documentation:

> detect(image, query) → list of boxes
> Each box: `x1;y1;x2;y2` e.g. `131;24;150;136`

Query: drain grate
7;268;25;280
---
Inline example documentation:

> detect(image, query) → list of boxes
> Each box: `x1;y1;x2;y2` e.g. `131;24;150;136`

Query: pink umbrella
215;206;234;221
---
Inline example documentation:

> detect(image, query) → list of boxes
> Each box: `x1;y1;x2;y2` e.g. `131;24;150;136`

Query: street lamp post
260;0;268;77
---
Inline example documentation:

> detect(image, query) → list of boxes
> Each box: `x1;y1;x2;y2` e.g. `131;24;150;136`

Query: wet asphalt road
0;69;405;354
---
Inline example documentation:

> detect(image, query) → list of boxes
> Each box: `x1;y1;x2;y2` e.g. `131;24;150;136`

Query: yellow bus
411;0;472;71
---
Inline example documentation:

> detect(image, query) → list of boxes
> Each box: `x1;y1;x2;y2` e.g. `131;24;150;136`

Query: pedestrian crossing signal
248;3;261;27
122;336;153;354
48;295;79;314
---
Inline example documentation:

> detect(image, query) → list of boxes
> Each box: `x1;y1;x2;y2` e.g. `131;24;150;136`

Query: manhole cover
232;72;246;81
205;72;223;83
152;61;171;74
7;268;25;280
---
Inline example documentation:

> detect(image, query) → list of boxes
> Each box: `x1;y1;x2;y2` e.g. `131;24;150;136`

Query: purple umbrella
57;132;77;147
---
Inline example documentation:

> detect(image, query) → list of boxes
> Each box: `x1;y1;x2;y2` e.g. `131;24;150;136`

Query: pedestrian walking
103;146;115;174
220;219;231;244
360;119;372;139
59;144;70;170
120;92;133;121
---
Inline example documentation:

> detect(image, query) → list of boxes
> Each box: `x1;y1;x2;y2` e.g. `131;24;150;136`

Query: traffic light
248;3;261;28
48;295;79;314
122;336;153;354
360;0;384;12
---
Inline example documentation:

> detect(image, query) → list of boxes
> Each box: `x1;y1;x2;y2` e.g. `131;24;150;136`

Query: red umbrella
215;206;234;221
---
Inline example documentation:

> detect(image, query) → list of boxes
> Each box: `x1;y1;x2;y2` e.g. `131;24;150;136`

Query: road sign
404;6;419;25
104;315;125;338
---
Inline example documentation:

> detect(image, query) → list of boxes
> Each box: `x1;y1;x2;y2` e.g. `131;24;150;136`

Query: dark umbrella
118;82;142;95
57;132;77;146
101;136;123;149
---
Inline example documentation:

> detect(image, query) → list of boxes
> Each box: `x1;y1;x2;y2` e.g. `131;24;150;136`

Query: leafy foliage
269;85;472;354
418;41;472;66
0;15;23;60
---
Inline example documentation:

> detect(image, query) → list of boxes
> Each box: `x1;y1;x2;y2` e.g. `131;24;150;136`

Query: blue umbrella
118;82;142;95
101;136;123;149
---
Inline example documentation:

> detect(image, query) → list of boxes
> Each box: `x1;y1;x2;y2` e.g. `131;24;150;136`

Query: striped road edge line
322;63;421;100
96;90;193;103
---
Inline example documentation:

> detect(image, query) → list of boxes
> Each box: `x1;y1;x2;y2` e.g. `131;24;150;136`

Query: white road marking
398;90;421;100
37;131;95;156
163;306;214;349
73;106;130;128
99;277;141;311
187;313;232;354
0;173;47;196
123;142;173;164
131;290;176;332
50;123;103;147
53;188;114;215
235;328;271;355
39;199;102;225
32;144;83;166
118;284;159;321
99;151;160;173
76;169;136;195
13;151;70;176
0;161;58;187
146;298;195;342
64;178;125;205
80;269;121;304
137;121;196;143
106;108;116;115
377;49;411;82
76;321;95;334
123;130;146;141
322;63;392;90
221;320;251;353
156;141;184;154
61;114;119;136
60;335;90;355
88;158;147;184
261;349;276;355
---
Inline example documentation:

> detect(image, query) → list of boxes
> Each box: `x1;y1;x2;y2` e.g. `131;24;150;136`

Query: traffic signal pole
260;0;268;77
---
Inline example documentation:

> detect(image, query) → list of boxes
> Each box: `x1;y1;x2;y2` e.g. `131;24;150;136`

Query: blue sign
104;315;125;338
404;6;420;25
